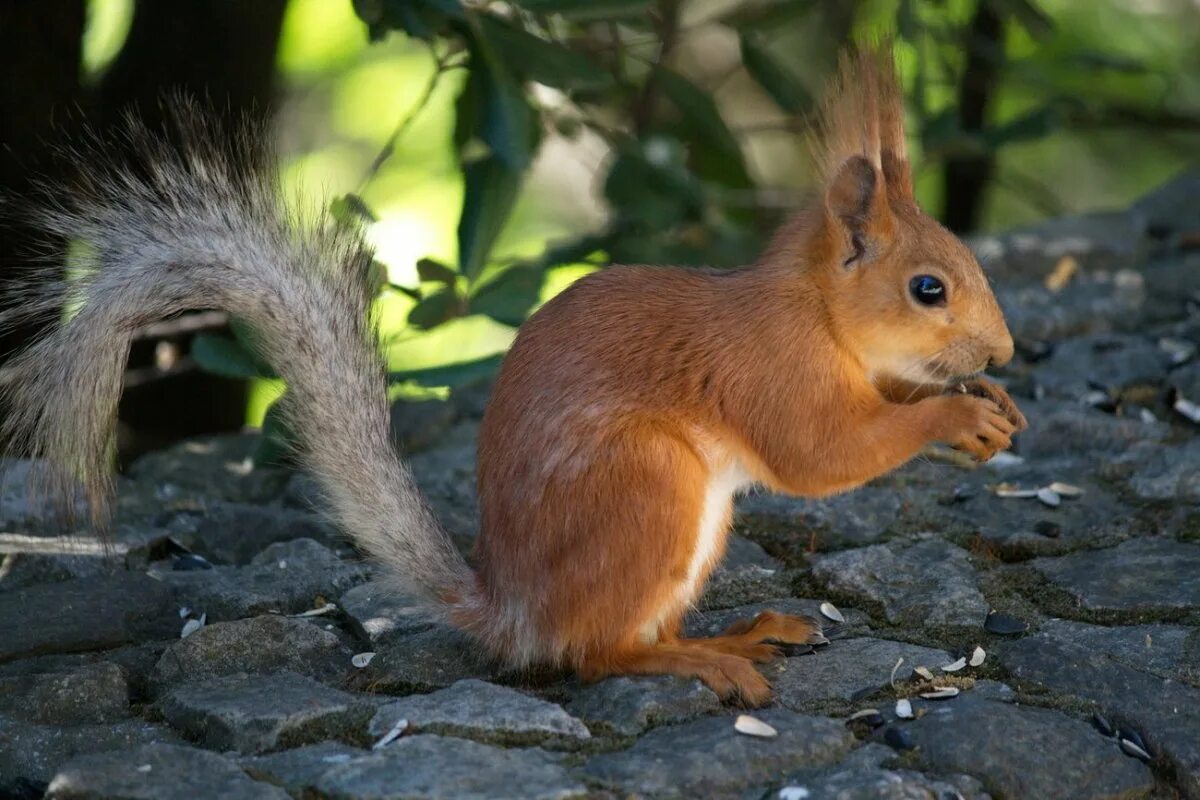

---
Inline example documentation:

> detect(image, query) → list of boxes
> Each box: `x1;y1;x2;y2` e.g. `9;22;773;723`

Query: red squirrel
1;45;1025;706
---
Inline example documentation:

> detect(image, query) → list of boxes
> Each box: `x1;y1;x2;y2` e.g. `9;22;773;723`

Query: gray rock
161;538;371;621
564;675;721;737
155;502;340;565
313;734;585;800
0;459;86;528
349;624;500;694
970;210;1144;282
1000;621;1200;796
242;742;368;796
0;715;180;786
407;437;480;546
339;581;435;643
44;742;289;800
150;615;351;693
127;434;291;505
1031;334;1171;400
735;487;902;558
391;397;458;453
698;564;792;610
156;671;374;754
1018;618;1199;686
0;548;110;592
769;637;953;713
370;679;589;748
583;710;854;798
1014;402;1166;459
782;743;991;800
1031;537;1200;614
810;537;988;629
1119;440;1200;502
1131;167;1200;237
897;691;1152;800
0;662;129;724
0;575;177;664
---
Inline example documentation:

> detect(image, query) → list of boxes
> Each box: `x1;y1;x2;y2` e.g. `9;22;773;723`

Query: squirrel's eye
909;275;946;306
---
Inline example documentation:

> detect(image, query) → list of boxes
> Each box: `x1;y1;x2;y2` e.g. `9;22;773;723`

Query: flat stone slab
0;575;178;663
684;597;871;639
155;501;340;565
1031;537;1200;614
313;734;586;800
999;620;1200;796
161;538;371;621
1119;440;1200;502
781;743;989;800
127;433;290;505
735;487;903;556
242;742;369;796
0;715;181;786
768;637;954;713
894;689;1153;800
0;662;129;724
156;671;374;754
370;679;589;748
150;614;351;694
564;676;721;737
348;624;500;694
583;710;854;798
339;580;435;643
811;537;988;629
44;742;289;800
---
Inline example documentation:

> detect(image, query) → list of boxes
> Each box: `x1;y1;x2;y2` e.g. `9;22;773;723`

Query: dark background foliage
1;0;1197;464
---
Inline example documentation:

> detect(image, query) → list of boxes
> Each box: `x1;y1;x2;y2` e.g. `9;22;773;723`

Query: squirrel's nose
988;334;1015;369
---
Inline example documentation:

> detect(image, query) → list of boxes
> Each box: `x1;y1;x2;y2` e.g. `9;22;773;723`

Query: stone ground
1;172;1199;799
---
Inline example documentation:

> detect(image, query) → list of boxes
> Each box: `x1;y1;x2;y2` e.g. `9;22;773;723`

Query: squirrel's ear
824;155;889;268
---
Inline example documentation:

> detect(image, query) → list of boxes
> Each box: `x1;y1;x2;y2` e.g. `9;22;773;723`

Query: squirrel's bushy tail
0;103;473;604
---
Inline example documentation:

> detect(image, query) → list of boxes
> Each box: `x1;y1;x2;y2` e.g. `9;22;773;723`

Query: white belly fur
639;455;755;642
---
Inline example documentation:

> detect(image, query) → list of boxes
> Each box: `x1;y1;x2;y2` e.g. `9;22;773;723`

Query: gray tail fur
0;103;474;604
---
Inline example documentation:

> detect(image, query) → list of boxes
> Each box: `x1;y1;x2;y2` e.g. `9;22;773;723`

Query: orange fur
453;44;1025;704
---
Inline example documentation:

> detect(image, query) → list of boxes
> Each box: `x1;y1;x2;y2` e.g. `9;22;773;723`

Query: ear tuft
826;156;876;228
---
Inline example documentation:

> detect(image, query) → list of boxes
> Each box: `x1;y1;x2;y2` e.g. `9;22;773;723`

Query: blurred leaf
896;0;919;41
389;353;505;388
739;34;812;114
604;142;703;229
417;257;459;285
191;333;269;380
476;15;613;90
330;193;377;225
227;319;280;379
357;0;463;41
717;0;816;31
470;265;542;326
984;104;1061;147
655;68;751;188
458;154;522;281
253;398;294;468
515;0;650;21
1069;50;1148;74
993;0;1054;40
407;285;464;329
462;21;538;170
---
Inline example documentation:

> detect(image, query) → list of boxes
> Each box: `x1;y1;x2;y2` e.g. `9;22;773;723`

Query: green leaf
515;0;650;21
330;193;377;225
407;285;464;330
390;353;505;388
359;0;463;40
469;265;542;326
191;333;267;380
655;68;751;188
229;319;280;378
253;398;295;468
994;0;1054;40
461;23;538;170
458;154;522;281
739;34;812;114
417;258;459;285
603;141;703;229
476;15;612;91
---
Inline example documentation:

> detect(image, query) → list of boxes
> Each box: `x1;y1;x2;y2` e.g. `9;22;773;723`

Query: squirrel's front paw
936;393;1018;462
959;378;1028;432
